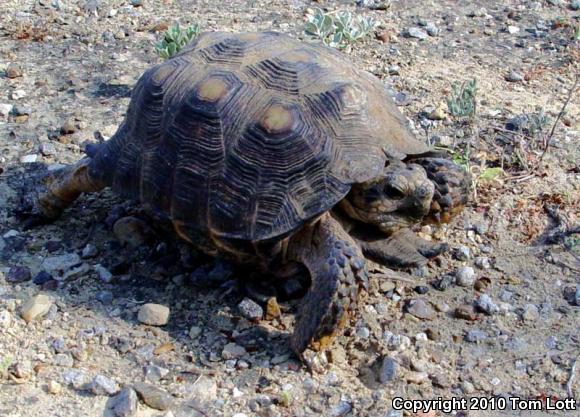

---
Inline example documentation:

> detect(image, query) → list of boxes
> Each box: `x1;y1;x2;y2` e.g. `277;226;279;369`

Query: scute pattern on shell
90;31;429;241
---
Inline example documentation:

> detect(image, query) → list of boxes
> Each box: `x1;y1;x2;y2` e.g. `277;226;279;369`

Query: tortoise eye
384;184;405;200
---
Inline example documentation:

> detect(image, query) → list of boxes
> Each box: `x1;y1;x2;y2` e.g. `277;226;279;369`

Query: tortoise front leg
37;157;106;220
410;157;470;223
360;228;447;268
287;214;368;363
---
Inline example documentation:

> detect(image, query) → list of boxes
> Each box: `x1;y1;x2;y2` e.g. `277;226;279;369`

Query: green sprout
155;24;201;59
447;78;478;118
304;8;376;49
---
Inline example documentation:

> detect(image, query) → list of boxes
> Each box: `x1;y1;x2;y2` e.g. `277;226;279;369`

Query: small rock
426;22;440;36
187;375;217;403
499;288;514;302
0;311;12;328
434;274;455;291
356;327;370;338
81;243;98;258
189;326;202;339
506;71;524;82
145;365;169;382
407;27;428;39
379;357;398;383
411;358;428;372
89;374;119;396
47;380;62;394
431;373;451;388
475;256;491;269
6;63;23;78
13;105;31;116
138;303;170;326
6;265;31;283
405;371;428;384
61;118;77;134
62;369;90;389
96;291;113;305
222;343;246;360
522;304;540;322
454;246;471;260
238;297;263;321
113;216;150;247
456;266;475;287
428;105;447;120
572;0;580;11
94;264;114;283
39;142;57;156
54;353;74;367
507;25;520;34
10;89;27;100
20;294;53;323
134;382;172;410
465;329;488;343
0;103;13;119
20;154;38;163
265;297;281;320
111;387;138;417
406;298;435;320
475;294;499;315
41;253;82;275
414;285;429;295
454;305;478;320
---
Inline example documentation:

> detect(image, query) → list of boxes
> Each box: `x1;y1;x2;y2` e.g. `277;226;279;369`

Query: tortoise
32;31;469;360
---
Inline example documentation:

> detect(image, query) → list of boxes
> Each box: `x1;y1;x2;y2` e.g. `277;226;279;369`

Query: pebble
507;25;520;34
414;285;429;295
461;381;475;394
475;294;499;315
499;288;514;302
186;375;217;403
13;105;31;116
465;329;488;343
356;327;370;338
89;374;119;396
265;297;281;320
434;274;455;291
522;304;540;321
0;311;12;328
20;154;38;163
96;290;113;305
6;63;23;78
189;325;202;339
11;89;27;100
506;71;524;82
137;303;170;326
41;253;82;275
81;244;98;258
111;387;138;417
455;305;478;320
60;118;78;134
454;246;471;260
39;142;57;156
47;380;62;394
238;297;263;321
411;358;428;372
54;353;74;367
134;382;172;410
456;266;475;287
405;371;429;384
0;103;13;119
426;22;440;36
406;298;435;320
20;294;54;323
94;264;114;283
222;343;247;360
407;27;428;39
6;265;32;283
113;216;150;247
145;365;169;382
475;256;491;269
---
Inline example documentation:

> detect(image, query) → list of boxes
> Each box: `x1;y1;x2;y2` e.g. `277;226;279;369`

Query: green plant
447;78;478;118
155;24;200;59
304;8;376;49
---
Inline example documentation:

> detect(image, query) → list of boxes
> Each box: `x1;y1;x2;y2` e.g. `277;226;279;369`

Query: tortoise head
340;160;434;234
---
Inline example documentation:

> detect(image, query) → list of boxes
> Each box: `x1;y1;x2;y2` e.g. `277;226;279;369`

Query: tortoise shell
91;31;429;241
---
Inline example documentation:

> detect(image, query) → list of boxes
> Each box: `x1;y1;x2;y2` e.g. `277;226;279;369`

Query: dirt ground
0;1;578;417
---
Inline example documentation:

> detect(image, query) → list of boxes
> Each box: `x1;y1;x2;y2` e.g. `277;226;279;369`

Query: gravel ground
0;1;578;417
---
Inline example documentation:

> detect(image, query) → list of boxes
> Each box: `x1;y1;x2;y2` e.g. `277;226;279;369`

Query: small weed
304;8;376;49
155;24;200;59
447;78;478;118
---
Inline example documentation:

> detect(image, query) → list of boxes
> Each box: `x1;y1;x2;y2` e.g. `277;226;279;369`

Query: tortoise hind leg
287;214;368;366
37;157;106;220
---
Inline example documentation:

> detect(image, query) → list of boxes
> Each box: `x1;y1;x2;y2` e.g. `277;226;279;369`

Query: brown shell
91;31;429;241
